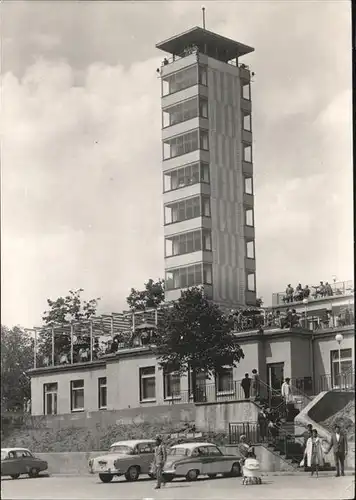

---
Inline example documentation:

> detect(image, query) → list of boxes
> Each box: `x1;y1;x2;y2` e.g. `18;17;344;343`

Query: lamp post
335;333;344;389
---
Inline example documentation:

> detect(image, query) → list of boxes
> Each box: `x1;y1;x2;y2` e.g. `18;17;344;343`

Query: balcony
272;280;354;307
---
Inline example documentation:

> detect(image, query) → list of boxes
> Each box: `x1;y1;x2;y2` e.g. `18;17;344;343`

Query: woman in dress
304;429;324;477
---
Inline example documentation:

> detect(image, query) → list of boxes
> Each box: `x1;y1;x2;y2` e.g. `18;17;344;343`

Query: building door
267;363;284;392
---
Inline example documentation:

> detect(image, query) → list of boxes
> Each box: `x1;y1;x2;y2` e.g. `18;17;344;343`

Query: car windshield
168;447;189;457
109;445;133;455
1;451;8;460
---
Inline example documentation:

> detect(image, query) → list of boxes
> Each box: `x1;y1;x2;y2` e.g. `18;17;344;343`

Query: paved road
1;474;354;500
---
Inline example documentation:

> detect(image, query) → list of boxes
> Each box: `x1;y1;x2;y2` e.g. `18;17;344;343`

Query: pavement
1;473;354;500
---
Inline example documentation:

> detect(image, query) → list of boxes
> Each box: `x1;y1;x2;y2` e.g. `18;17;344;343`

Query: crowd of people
283;281;335;304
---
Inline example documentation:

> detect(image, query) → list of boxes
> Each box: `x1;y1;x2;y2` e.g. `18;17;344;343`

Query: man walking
154;435;167;489
251;369;260;401
241;373;251;399
281;378;293;420
302;424;313;472
326;425;348;477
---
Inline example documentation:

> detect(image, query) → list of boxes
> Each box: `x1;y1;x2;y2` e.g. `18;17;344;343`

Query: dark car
1;448;48;479
163;442;241;481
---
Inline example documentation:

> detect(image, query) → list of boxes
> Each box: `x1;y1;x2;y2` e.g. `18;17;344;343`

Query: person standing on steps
241;373;251;399
153;435;167;490
326;424;348;477
251;369;260;401
281;377;293;420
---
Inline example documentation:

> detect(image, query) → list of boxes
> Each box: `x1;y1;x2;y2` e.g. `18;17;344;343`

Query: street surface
1;473;354;500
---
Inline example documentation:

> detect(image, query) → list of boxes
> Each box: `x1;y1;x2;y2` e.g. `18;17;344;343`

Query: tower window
162;65;198;96
247;273;256;292
165;263;212;290
243;144;252;163
241;81;251;100
246;240;255;259
245;208;254;227
163;162;209;192
164;196;210;225
242;112;251;131
244;176;253;195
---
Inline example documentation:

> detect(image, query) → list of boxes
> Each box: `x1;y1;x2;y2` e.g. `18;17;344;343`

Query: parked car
162;442;241;481
1;448;48;479
88;439;156;483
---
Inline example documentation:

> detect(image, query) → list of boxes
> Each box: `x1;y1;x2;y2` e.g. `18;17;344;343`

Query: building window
244;176;253;195
241;81;251;100
243;144;252;163
163;129;209;160
98;377;107;410
165;263;212;290
202;229;212;251
246;240;255;259
162;65;198;96
139;366;156;401
162;97;199;128
164;196;210;225
242;112;251;131
165;230;201;257
161;65;207;97
216;367;233;393
245;208;254;227
247;273;256;292
43;383;58;415
199;65;207;86
70;380;84;412
199;98;208;118
164;369;181;399
330;349;353;388
163;162;210;192
200;130;209;150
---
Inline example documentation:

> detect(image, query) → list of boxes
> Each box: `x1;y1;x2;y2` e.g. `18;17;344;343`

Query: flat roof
156;26;254;62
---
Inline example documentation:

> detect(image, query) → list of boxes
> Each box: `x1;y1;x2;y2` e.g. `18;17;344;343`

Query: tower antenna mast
202;6;206;29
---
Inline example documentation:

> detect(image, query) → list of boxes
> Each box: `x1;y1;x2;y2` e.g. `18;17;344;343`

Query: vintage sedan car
1;448;48;479
88;439;156;483
162;442;241;481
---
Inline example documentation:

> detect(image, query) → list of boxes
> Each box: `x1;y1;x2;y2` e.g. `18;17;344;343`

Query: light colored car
162;442;241;482
1;448;48;479
88;439;156;483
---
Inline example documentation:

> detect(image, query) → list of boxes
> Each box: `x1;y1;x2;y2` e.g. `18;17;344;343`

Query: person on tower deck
303;285;310;298
241;373;251;399
326;424;348;477
317;281;326;298
294;284;303;301
285;284;294;303
325;282;333;296
251;369;260;401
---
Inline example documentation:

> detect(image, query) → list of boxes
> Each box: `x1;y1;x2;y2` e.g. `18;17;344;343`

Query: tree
39;289;100;358
126;278;165;311
154;287;244;401
1;326;33;412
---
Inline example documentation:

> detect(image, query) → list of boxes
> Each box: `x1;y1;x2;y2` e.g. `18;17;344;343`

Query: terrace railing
272;279;354;307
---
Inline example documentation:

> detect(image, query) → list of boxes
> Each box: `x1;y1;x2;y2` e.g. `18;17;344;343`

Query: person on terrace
285;284;294;303
294;283;303;301
303;285;310;298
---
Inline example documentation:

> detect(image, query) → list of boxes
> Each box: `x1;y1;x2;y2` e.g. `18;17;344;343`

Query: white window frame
244;176;253;195
98;377;107;410
43;383;58;415
164;369;181;401
247;272;256;292
245;208;254;227
243;144;252;163
330;349;353;389
139;366;156;402
70;379;84;412
216;366;234;395
246;240;255;260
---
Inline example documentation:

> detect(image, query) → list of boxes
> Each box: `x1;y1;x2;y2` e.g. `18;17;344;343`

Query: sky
1;0;353;328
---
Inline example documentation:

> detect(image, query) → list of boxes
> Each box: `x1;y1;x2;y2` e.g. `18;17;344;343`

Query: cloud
1;1;353;326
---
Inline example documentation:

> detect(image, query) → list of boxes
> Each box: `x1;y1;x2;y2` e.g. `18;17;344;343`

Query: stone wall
195;400;259;432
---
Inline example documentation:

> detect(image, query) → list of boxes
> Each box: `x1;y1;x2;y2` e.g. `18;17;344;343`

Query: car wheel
125;466;140;482
229;462;240;477
186;469;199;481
208;473;217;479
10;474;20;480
28;468;40;478
99;473;114;483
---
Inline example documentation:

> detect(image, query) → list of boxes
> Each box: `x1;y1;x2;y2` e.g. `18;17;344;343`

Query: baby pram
241;450;262;485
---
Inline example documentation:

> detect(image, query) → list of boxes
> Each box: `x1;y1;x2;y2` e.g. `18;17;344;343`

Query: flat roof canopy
156;26;254;62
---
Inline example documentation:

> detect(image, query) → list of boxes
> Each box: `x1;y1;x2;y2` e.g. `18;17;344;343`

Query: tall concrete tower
156;26;256;309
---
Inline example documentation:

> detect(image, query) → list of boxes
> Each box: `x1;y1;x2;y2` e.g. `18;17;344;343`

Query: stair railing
258;379;282;408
